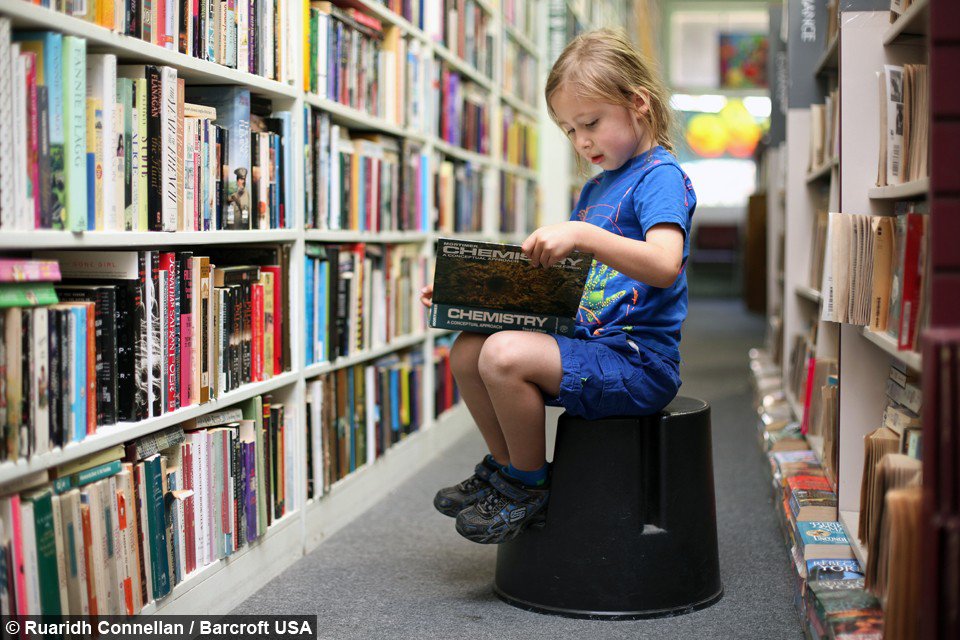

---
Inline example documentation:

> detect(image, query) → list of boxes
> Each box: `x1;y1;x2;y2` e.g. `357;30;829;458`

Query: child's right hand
420;284;434;308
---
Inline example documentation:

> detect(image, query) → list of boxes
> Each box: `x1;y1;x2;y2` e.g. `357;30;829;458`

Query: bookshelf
0;0;545;616
769;0;937;632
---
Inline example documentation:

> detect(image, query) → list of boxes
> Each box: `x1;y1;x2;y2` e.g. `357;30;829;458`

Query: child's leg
449;332;510;465
477;331;562;472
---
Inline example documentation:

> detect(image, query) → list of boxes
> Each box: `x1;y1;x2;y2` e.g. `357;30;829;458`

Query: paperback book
429;238;592;335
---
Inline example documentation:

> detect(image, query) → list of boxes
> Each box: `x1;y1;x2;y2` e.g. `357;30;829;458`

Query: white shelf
806;158;837;184
302;404;470;550
504;22;540;58
303;333;429;378
500;162;538;180
867;177;930;200
785;388;804;421
434;138;495;166
795;285;823;304
501;92;539;119
304;230;430;243
806;434;825;466
0;229;299;250
142;510;302;615
840;509;868;569
884;0;929;46
0;371;299;485
815;34;839;76
304;93;427;142
860;327;922;372
0;2;298;100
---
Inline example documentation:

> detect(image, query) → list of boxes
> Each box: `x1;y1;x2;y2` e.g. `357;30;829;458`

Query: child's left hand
522;222;585;268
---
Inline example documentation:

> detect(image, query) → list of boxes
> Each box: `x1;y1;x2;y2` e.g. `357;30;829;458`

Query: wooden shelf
0;229;299;250
815;34;839;76
860;327;922;373
0;372;299;485
840;509;868;569
806;158;838;183
796;285;823;304
0;2;299;100
303;333;428;378
883;0;929;46
867;178;930;200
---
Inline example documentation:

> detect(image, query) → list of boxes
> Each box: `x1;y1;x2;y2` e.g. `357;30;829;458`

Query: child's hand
522;222;585;268
420;284;434;308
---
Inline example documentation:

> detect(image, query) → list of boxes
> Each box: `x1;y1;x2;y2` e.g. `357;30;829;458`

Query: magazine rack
494;397;723;619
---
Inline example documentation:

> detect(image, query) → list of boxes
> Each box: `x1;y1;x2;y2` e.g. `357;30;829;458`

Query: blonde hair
545;29;676;170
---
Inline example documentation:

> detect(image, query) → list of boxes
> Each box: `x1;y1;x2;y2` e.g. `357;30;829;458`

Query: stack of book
748;348;886;639
0;29;292;233
306;112;429;233
808;88;838;171
0;391;294;616
0;248;290;463
877;63;929;187
0;259;63;462
500;172;539;234
308;348;425;492
502;106;538;169
819;203;929;352
303;243;426;366
435;156;484;233
3;0;297;82
503;40;537;106
436;65;489;154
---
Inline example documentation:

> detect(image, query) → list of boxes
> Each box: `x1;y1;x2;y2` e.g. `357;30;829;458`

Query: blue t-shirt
570;146;696;362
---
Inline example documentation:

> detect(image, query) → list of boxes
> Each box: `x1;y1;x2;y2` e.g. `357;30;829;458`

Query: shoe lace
459;475;486;493
477;489;506;516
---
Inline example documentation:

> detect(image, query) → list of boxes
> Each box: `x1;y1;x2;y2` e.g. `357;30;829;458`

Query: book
429;238;591;335
795;521;855;562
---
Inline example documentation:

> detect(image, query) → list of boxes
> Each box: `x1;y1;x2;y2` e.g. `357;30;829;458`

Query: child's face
551;85;651;171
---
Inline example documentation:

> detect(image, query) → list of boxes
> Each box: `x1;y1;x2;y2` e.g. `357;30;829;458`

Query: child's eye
566;128;575;136
585;119;598;129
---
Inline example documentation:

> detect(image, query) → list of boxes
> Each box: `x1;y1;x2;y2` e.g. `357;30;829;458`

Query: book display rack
0;0;548;616
752;0;958;637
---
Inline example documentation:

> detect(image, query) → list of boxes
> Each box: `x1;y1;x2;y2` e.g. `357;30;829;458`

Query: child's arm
522;221;684;289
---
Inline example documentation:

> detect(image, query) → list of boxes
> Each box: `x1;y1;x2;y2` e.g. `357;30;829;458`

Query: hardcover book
429;238;592;335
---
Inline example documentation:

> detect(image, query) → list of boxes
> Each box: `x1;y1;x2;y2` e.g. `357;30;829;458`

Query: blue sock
505;463;549;487
484;454;507;471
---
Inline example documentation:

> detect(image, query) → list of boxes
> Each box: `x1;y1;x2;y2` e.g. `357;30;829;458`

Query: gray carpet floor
234;299;804;640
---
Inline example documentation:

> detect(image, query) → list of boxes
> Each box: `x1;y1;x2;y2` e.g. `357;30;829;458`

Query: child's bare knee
450;332;486;380
477;333;525;383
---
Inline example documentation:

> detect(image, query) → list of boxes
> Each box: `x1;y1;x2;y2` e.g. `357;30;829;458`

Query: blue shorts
544;332;681;419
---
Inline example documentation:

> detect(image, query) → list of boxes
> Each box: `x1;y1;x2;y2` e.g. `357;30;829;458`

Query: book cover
430;238;591;335
184;86;251;231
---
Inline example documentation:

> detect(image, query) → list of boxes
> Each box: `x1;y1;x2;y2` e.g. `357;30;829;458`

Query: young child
421;29;696;545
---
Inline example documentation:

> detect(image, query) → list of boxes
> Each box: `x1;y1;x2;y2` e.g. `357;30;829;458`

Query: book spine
252;283;263;382
161;67;178;231
0;21;12;229
146;67;163;231
180;253;193;407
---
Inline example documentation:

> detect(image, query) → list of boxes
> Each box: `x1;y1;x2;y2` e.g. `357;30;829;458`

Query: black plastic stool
494;396;723;619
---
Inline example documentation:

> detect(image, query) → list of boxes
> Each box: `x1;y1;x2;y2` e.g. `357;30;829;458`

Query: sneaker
433;458;498;517
454;470;549;544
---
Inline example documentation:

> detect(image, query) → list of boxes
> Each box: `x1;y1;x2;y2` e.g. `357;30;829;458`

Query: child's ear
631;91;651;117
